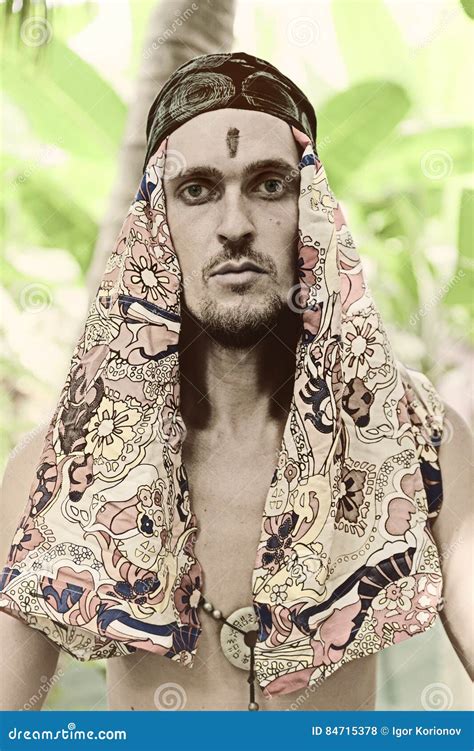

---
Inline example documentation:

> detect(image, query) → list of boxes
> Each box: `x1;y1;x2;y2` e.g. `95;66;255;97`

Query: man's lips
208;260;266;277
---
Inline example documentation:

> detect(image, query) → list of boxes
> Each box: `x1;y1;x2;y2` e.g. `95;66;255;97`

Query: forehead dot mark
226;127;240;158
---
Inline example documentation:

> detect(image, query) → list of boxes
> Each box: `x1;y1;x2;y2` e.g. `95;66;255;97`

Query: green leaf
318;81;411;192
332;0;410;85
2;2;99;44
17;169;98;273
409;8;474;122
48;2;99;40
444;189;474;306
458;189;474;262
354;127;474;196
3;38;126;159
45;156;116;223
460;0;474;19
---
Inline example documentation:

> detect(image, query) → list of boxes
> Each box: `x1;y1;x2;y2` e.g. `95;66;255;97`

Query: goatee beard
194;291;284;348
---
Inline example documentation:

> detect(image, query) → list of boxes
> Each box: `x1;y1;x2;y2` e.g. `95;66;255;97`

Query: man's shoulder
439;400;473;462
432;400;473;538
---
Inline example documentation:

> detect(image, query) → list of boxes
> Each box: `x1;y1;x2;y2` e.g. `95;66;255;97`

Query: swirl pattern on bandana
144;51;317;169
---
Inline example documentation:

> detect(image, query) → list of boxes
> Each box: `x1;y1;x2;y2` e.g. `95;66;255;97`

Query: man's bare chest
106;429;378;710
181;432;279;610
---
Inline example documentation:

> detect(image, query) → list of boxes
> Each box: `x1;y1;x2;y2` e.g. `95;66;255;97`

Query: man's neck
179;308;300;439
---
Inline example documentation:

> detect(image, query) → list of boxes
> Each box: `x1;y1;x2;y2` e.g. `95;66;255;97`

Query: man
0;53;472;712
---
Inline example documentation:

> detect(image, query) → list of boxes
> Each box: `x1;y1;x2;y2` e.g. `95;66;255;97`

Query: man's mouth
208;260;267;285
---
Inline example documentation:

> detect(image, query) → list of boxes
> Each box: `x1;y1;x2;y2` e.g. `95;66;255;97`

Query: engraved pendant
219;605;259;671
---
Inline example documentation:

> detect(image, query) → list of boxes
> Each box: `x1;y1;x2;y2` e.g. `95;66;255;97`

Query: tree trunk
86;0;236;297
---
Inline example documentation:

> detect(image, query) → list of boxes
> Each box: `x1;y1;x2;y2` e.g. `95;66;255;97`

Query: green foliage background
1;0;472;712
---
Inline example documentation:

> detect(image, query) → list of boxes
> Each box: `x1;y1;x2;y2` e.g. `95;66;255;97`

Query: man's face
163;109;301;345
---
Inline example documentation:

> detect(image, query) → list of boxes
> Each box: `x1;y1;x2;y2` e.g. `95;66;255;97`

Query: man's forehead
167;109;298;154
165;108;300;179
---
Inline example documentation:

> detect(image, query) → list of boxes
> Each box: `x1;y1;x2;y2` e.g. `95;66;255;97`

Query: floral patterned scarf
0;124;445;700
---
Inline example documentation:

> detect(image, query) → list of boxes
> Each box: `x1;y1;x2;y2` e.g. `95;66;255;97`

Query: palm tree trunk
87;0;236;297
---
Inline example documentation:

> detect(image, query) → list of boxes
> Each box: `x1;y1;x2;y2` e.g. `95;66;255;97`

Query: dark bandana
144;51;317;169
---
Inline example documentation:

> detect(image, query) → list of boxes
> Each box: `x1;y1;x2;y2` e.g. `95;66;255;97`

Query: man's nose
216;191;255;248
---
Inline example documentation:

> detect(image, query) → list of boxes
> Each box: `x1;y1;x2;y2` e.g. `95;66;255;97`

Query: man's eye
186;184;204;198
255;177;286;197
179;183;215;202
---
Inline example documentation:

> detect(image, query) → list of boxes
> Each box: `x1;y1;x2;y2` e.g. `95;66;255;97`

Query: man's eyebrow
167;158;299;183
243;159;299;179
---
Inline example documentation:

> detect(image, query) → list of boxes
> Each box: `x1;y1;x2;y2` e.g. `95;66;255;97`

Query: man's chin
193;293;284;348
